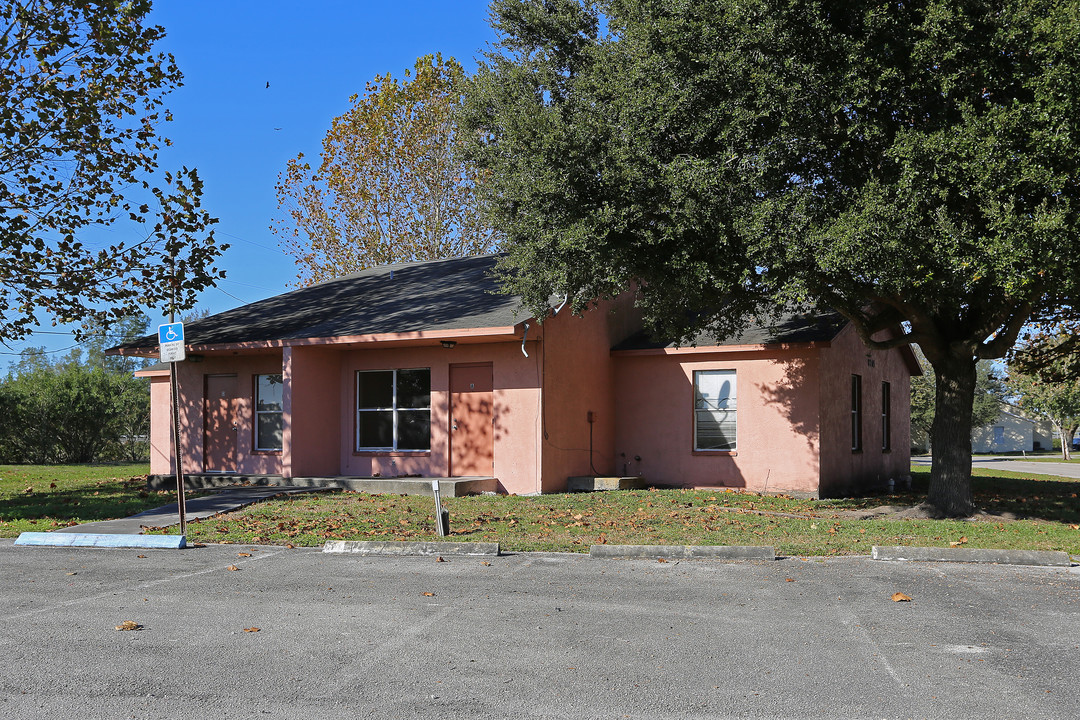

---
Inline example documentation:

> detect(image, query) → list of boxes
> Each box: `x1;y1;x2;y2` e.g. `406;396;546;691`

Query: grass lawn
156;466;1080;557
0;463;170;537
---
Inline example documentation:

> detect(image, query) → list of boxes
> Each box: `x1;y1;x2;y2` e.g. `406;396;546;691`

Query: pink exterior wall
337;340;542;494
612;348;823;494
148;354;286;476
284;346;343;477
817;325;912;495
536;295;642;492
147;376;172;475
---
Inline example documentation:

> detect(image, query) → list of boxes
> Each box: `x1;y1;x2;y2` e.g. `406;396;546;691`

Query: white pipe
521;322;530;357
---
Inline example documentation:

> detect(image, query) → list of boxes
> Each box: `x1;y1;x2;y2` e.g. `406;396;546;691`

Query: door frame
448;362;494;477
203;373;238;473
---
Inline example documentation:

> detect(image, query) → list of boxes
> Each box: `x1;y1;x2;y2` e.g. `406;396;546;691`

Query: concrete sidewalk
53;486;325;535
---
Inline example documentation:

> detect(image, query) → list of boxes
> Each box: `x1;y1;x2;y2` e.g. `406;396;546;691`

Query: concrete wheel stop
14;532;187;549
871;545;1071;567
323;540;500;556
589;544;776;560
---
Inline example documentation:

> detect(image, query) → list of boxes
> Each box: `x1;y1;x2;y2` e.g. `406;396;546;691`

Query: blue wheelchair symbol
159;323;184;344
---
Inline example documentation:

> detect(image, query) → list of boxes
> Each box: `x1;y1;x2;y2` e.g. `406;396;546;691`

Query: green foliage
0;317;151;463
273;54;497;286
0;0;226;341
465;0;1080;515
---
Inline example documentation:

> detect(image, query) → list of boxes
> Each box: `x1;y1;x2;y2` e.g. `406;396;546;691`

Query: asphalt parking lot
1;541;1078;719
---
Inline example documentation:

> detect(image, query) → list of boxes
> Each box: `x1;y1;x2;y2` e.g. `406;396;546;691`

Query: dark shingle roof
113;254;522;352
611;310;847;351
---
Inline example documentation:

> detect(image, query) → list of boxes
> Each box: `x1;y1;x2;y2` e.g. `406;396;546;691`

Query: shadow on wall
755;356;817;453
451;394;494;476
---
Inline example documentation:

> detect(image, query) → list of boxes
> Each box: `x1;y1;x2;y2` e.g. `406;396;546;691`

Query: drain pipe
521;322;530;357
553;294;568;315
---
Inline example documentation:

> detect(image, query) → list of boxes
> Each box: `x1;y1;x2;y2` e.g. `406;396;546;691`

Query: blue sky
6;0;497;366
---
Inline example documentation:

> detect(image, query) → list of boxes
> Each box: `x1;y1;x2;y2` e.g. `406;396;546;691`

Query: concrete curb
322;540;499;556
589;544;776;560
871;545;1072;567
14;532;186;549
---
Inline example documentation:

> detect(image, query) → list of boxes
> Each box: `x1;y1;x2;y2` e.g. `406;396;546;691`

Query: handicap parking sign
158;322;186;363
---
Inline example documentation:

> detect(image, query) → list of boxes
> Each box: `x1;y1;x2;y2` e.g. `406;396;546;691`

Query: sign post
431;480;449;537
159;322;187;535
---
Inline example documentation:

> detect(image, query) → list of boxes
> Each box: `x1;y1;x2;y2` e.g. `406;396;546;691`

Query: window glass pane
696;410;736;450
357;371;393;409
397;369;430;409
695;370;736;410
357;411;393;448
396;410;431;450
257;413;283;450
257;374;283;411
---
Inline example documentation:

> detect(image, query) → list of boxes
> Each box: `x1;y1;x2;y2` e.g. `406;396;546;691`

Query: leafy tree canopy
272;54;497;286
465;0;1080;515
0;0;226;341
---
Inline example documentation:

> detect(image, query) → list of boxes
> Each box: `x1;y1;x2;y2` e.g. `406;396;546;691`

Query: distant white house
972;407;1054;454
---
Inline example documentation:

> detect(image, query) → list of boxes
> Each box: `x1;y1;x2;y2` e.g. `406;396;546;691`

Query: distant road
913;455;1080;479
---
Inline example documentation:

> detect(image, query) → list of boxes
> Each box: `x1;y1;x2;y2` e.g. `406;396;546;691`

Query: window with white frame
694;370;737;451
255;374;283;451
356;369;431;451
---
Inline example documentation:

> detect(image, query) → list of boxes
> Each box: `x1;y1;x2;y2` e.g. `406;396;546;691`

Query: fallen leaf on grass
226;565;240;571
949;536;969;547
115;621;142;631
1070;525;1079;531
285;543;295;549
243;627;260;633
891;592;912;602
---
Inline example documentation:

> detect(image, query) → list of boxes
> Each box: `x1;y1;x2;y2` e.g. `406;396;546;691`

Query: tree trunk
927;355;978;517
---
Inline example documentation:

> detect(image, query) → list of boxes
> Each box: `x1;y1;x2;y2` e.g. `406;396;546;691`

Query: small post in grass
431;480;449;537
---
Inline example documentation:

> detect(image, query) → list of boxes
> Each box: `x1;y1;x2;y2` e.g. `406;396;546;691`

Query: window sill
353;450;432;457
253;449;282;455
692;450;737;457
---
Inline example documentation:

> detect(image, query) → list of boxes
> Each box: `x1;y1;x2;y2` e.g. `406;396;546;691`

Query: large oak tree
464;0;1080;516
0;0;225;341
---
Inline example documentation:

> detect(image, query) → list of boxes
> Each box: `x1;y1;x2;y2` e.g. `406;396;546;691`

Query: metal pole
431;480;449;537
169;261;187;535
170;360;187;535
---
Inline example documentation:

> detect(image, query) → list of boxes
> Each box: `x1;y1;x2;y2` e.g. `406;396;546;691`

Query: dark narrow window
851;374;862;452
881;381;891;451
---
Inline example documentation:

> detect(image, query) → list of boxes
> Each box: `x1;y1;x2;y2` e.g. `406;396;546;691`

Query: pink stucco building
114;255;916;497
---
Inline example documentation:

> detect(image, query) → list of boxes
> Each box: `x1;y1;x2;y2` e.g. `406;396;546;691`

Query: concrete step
147;474;498;498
